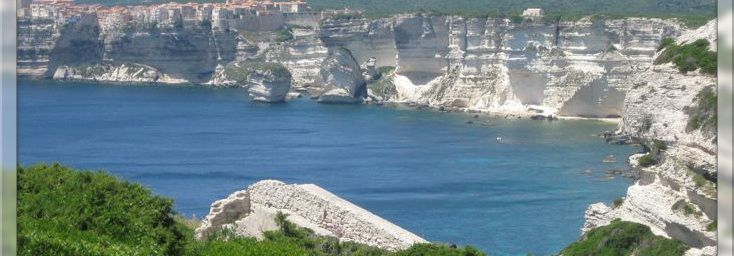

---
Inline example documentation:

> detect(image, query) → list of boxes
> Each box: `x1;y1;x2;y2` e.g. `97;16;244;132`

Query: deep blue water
19;79;637;255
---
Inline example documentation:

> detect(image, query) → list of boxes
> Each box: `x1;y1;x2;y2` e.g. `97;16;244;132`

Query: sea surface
19;79;637;255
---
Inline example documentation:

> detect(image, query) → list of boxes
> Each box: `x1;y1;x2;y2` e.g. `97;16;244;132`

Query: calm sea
19;79;637;255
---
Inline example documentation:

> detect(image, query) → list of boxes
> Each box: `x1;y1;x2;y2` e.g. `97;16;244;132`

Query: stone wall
196;180;427;251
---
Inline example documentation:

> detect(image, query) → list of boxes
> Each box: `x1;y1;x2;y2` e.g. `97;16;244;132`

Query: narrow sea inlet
19;79;636;255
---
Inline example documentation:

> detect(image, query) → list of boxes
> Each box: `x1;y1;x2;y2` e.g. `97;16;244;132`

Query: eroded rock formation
247;65;293;103
317;14;682;116
19;14;685;117
317;47;368;103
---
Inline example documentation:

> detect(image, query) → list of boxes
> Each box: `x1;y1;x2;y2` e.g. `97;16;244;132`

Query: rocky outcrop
317;48;368;103
51;63;187;84
196;180;427;251
582;19;717;255
207;62;293;102
246;64;293;103
361;57;379;81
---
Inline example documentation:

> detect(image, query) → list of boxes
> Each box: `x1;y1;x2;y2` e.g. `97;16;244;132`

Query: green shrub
652;139;667;151
657;37;675;51
368;66;398;98
274;28;294;42
394;244;485;256
689;170;716;196
654;39;717;75
672;199;701;217
706;221;716;232
561;219;688;256
613;197;625;208
638;154;656;167
686;86;717;135
683;204;696;215
692;172;708;188
377;66;396;76
18;163;190;256
185;236;308;256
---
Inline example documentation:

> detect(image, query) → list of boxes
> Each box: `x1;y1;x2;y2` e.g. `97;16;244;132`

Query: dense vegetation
655;39;717;75
71;0;714;25
561;219;688;256
18;164;485;256
18;164;190;256
195;212;487;256
637;153;657;167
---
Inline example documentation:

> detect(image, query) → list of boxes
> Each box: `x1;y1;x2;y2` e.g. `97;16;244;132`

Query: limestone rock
205;64;238;87
317;48;367;103
361;57;379;81
247;64;292;103
582;20;717;252
196;180;427;251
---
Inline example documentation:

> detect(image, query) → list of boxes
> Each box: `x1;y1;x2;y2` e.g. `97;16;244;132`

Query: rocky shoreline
19;13;691;118
582;19;718;256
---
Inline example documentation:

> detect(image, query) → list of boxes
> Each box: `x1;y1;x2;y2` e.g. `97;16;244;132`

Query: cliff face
20;14;682;116
583;19;717;255
317;15;682;116
264;28;328;90
103;29;238;83
18;16;237;84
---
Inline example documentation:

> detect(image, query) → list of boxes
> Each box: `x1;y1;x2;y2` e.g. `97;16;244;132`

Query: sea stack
317;48;367;103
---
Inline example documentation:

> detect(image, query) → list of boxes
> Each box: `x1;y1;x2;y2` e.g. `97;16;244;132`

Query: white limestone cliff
582;19;717;255
316;15;683;117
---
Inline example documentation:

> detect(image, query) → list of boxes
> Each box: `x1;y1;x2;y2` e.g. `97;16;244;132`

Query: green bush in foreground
18;163;190;256
561;219;688;256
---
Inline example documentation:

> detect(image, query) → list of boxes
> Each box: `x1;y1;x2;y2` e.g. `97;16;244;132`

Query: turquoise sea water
19;79;637;255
